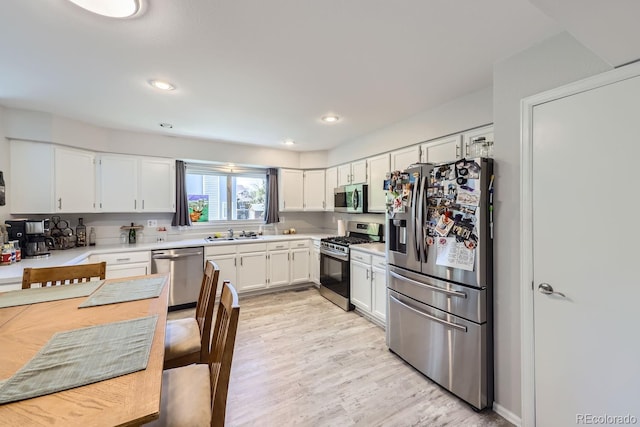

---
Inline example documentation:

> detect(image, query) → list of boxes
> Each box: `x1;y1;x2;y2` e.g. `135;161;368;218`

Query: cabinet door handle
366;269;369;280
287;253;290;261
292;253;295;261
456;144;460;158
465;143;470;156
142;200;145;210
240;257;243;266
58;198;62;210
234;258;237;266
116;258;131;262
134;200;137;210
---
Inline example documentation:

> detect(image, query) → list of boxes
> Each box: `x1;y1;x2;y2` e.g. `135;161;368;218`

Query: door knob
538;283;566;298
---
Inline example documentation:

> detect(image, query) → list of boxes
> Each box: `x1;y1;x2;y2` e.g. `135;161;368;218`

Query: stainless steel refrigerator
385;158;494;410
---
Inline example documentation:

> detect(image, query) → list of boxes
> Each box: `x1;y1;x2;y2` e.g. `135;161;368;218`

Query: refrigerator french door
385;158;494;410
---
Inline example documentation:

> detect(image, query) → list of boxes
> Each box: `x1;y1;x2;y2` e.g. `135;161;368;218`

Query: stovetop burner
321;236;373;246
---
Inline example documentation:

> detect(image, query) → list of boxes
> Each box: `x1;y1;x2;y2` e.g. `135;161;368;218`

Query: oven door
319;247;353;310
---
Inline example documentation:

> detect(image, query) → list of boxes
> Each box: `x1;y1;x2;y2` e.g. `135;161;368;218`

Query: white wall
325;86;493;167
491;31;612;420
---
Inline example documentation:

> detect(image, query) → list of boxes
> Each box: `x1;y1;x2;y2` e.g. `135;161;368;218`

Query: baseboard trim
493;402;521;427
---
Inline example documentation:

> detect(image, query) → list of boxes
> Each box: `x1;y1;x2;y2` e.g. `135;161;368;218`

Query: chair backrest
196;260;220;363
22;262;107;289
209;280;240;427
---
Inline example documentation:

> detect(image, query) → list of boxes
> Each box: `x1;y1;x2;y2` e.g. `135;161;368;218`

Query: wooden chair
147;281;240;427
163;260;220;369
22;262;107;289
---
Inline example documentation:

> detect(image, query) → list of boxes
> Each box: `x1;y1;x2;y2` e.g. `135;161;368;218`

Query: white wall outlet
147;219;158;228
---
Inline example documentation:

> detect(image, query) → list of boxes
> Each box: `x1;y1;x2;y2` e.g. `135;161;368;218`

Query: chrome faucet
227;228;234;239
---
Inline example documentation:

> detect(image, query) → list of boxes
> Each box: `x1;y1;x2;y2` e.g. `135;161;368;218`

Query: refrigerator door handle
389;270;468;299
418;175;427;262
412;175;422;262
390;294;467;332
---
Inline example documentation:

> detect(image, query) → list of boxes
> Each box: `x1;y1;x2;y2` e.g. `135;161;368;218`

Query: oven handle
389;293;467;332
320;247;349;262
389;271;467;299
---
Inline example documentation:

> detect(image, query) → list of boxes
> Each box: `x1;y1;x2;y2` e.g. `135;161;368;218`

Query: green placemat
0;315;158;405
78;276;166;308
0;281;104;309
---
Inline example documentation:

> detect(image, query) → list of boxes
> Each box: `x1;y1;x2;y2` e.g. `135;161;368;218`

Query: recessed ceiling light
67;0;143;18
282;139;296;146
159;123;173;129
321;115;340;123
149;80;175;91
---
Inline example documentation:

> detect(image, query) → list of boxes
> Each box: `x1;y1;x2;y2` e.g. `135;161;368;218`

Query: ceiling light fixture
67;0;143;18
321;115;340;123
282;139;296;146
159;123;173;129
149;80;175;91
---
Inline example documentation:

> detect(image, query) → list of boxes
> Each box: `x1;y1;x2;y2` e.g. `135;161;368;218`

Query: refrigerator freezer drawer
388;265;486;323
387;289;490;410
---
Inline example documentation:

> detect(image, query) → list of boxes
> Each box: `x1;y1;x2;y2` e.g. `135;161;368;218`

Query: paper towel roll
337;219;346;236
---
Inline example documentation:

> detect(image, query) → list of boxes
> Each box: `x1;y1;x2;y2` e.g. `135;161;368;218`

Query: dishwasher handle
152;251;203;260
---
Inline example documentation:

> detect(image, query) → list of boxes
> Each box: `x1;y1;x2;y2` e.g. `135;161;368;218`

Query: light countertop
0;233;332;286
349;242;386;256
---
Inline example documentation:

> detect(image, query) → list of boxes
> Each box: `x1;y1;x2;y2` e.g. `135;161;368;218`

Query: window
185;165;266;223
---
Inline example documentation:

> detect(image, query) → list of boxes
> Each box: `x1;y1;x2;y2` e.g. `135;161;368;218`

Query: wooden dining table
0;273;170;426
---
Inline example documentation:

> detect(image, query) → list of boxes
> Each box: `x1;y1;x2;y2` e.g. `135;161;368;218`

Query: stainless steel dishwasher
151;247;204;309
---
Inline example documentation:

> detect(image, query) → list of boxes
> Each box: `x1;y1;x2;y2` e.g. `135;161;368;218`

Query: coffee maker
5;219;54;259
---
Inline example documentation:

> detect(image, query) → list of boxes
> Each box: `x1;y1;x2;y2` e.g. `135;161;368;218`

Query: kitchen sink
204;235;260;242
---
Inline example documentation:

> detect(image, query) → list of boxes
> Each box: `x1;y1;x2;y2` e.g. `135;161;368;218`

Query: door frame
520;62;640;427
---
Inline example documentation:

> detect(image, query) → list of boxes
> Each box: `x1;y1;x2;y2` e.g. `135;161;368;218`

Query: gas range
319;222;384;311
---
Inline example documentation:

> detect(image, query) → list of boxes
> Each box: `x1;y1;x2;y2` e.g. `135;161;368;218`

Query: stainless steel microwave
334;184;368;213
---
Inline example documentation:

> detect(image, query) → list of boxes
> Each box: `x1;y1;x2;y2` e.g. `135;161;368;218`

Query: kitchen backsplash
2;211;385;247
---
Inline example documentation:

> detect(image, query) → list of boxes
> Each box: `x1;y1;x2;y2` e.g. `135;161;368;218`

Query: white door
337;164;352;186
391;145;420;171
303;169;325;211
350;260;371;311
279;169;304;211
268;249;290;287
139;158;175;212
237;252;267;292
420;135;461;164
98;154;138;212
367;153;390;212
528;71;640;425
350;160;367;184
325;167;337;211
290;248;310;284
54;147;95;212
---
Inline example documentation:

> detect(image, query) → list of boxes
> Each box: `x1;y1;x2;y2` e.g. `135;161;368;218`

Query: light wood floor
170;287;512;427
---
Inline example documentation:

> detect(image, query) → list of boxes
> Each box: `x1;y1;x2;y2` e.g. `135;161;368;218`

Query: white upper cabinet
391;145;421;171
279;169;304;211
54;146;96;213
10;140;55;214
337;163;352;187
462;125;494;158
325;167;337;211
303;169;325;211
97;154;138;212
98;155;175;212
139;157;175;212
367;153;390;213
337;160;367;186
420;135;462;164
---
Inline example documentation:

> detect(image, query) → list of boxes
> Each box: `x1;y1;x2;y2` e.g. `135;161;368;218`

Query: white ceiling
0;1;636;152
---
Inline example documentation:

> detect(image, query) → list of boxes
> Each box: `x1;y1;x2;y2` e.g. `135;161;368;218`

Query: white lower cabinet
267;242;290;288
205;245;238;299
290;240;310;284
350;249;387;325
204;239;311;294
88;251;151;280
236;243;267;292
